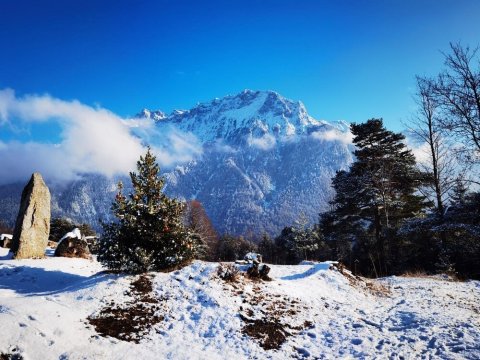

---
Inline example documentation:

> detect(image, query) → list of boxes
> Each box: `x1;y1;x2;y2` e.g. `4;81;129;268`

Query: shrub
217;263;240;282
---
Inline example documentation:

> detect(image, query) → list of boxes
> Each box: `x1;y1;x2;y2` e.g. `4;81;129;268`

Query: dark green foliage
272;220;330;265
215;234;257;261
98;149;196;273
258;233;276;263
325;119;428;276
50;217;96;242
274;227;298;265
318;211;352;264
399;191;480;279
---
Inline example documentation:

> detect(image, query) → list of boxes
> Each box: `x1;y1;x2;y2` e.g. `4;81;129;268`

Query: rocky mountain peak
136;90;325;143
136;108;167;121
0;91;353;237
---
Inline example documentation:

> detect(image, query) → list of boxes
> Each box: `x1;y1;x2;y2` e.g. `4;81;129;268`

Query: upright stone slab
11;173;51;259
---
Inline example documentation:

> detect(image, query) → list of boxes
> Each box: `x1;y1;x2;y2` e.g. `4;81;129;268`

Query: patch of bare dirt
220;273;314;350
87;274;166;343
337;264;391;297
0;352;23;360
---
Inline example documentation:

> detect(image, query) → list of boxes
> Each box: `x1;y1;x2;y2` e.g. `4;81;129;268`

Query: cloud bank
0;89;201;185
247;133;276;150
310;128;353;145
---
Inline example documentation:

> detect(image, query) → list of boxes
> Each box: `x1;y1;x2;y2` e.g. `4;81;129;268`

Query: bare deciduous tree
184;200;218;260
429;43;480;162
408;77;457;216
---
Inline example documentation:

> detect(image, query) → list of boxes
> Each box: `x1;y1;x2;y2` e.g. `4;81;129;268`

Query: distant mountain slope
0;90;352;236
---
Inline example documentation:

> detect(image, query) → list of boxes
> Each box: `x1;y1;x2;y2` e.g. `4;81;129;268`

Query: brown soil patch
337;265;391;297
241;318;288;350
87;274;166;343
0;353;23;360
222;275;314;350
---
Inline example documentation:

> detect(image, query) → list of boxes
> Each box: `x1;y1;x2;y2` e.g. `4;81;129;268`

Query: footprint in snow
351;338;363;345
295;347;310;358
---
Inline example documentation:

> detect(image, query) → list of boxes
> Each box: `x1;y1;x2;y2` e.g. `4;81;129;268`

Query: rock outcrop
54;228;92;259
54;238;92;259
11;173;51;259
1;234;12;248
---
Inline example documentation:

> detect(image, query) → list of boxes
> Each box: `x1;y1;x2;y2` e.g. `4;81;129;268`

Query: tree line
212;43;480;280
91;43;479;279
312;43;480;279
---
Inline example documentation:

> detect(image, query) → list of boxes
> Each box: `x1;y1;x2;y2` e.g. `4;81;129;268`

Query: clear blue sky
1;0;479;134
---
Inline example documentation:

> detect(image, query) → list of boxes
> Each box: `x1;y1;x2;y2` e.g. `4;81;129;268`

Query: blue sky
1;0;479;138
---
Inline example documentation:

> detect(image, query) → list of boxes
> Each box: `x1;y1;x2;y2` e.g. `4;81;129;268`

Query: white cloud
248;133;276;150
212;139;237;154
310;128;353;144
0;89;202;185
408;141;432;166
154;129;203;166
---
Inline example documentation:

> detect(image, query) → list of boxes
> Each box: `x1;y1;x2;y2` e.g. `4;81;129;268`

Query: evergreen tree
98;148;196;273
258;233;276;263
289;214;320;261
318;210;351;264
435;192;480;279
327;119;427;276
50;218;96;242
215;234;256;261
450;175;468;206
274;227;298;265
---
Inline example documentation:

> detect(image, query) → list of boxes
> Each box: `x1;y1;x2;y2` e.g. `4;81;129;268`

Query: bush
217;263;240;282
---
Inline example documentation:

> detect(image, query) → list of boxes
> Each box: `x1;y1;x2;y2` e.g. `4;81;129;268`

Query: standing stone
11;173;51;259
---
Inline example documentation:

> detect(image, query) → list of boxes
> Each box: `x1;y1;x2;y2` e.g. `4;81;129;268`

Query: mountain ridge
0;90;353;236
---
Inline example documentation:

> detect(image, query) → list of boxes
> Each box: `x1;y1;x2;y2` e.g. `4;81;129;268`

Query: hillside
0;90;352;236
1;249;479;359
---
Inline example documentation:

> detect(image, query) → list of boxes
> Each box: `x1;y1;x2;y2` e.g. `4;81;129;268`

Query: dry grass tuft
217;263;240;282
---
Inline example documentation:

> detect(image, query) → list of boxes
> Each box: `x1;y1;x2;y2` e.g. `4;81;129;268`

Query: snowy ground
1;248;479;359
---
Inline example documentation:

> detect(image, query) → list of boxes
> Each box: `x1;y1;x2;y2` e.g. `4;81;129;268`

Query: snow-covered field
1;248;479;359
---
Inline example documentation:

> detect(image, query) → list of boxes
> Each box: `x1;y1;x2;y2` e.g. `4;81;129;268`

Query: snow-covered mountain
0;90;353;236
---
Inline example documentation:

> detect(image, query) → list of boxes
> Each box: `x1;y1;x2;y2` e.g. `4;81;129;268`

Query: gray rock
11;173;51;259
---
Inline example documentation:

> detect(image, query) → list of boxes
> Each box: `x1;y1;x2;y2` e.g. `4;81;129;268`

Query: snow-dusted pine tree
98;148;196;273
289;214;320;261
